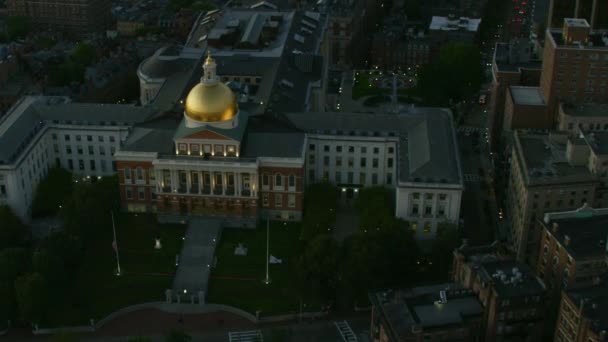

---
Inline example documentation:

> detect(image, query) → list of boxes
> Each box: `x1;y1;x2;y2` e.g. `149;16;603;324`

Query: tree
127;337;152;342
6;16;30;40
165;329;191;342
32;248;67;290
14;273;48;323
0;281;17;329
31;167;73;217
0;206;28;249
301;182;338;240
60;176;120;240
0;248;31;283
417;43;484;106
40;232;83;274
71;43;96;67
429;223;461;279
355;187;399;233
295;235;339;301
340;228;419;304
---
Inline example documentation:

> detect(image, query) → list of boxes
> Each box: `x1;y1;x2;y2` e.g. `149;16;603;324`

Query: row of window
65;158;113;172
311;170;393;185
262;193;296;208
412;192;448;201
310;144;395;154
177;143;237;156
410;222;433;234
54;144;115;156
261;174;296;189
53;133;115;143
314;155;394;168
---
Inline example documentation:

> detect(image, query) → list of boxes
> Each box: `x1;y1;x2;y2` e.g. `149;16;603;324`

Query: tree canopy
31;167;73;218
301;182;338;240
429;223;461;279
60;176;120;239
14;272;48;323
295;234;339;301
355;187;406;233
417;43;484;106
0;205;28;249
6;16;31;40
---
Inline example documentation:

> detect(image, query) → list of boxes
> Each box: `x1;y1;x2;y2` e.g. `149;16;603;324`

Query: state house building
114;52;464;237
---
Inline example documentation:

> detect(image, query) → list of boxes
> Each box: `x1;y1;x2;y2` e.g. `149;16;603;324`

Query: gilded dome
184;52;238;123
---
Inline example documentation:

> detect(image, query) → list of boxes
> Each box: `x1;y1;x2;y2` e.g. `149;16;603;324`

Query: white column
171;169;177;192
186;169;192;192
222;171;226;195
198;171;202;194
236;172;241;196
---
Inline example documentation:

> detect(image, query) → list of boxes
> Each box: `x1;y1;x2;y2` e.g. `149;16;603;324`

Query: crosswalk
335;320;358;342
464;173;482;182
228;330;263;342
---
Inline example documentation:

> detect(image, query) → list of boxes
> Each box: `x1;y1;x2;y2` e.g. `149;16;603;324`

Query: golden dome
184;82;237;122
184;52;238;123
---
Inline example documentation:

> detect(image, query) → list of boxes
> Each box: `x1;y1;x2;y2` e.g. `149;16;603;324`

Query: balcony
213;187;223;195
241;189;251;197
162;186;172;193
189;185;199;194
201;185;211;194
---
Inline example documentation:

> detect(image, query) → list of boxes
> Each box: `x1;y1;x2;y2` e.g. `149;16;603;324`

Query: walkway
172;218;222;298
333;202;360;242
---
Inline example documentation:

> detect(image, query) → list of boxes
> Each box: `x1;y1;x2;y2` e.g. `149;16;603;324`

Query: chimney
553;222;559;233
564;235;571;246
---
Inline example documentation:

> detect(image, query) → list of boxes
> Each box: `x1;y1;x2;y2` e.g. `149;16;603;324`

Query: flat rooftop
514;132;596;186
549;30;608;49
285;108;463;186
370;284;482;340
564;18;590;28
429;16;481;32
544;206;608;259
561;103;608;118
493;41;542;73
509;86;545;106
478;260;545;298
566;279;608;335
582;131;608;155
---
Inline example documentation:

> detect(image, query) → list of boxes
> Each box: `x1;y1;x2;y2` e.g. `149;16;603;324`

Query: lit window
262;193;269;206
423;222;432;234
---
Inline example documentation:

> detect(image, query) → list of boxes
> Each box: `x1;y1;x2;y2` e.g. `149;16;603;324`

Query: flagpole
111;211;122;276
264;217;270;284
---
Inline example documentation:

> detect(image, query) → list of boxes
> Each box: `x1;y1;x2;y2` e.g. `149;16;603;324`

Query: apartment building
6;0;112;34
537;207;608;305
452;240;512;288
547;0;608;30
489;39;541;151
507;131;598;264
369;284;483;342
540;18;608;124
554;277;608;342
557;103;608;133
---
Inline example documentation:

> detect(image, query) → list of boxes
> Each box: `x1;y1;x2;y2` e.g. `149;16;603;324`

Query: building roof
543;206;608;260
241;131;305;158
370;284;482;340
566;278;608;335
560;103;608;118
454;241;511;264
514;132;596;186
548;30;608;49
429;16;481;32
509;86;546;106
493;40;542;73
0;96;156;165
138;46;190;80
285;109;463;186
478;260;545;298
173;111;249;142
582;131;608;156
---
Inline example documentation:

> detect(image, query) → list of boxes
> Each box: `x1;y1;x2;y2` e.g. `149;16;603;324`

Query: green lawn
352;71;389;100
207;222;321;316
42;214;186;327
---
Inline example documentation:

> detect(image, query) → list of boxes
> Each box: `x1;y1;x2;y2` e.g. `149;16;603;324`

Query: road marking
229;330;263;342
335;320;358;342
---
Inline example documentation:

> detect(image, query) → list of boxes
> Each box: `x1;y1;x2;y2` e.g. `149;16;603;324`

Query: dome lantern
183;51;238;128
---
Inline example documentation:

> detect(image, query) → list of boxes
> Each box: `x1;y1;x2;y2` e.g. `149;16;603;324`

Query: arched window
275;173;282;188
288;174;295;188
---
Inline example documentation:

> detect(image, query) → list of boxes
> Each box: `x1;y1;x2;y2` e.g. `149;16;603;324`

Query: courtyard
42;214;186;327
